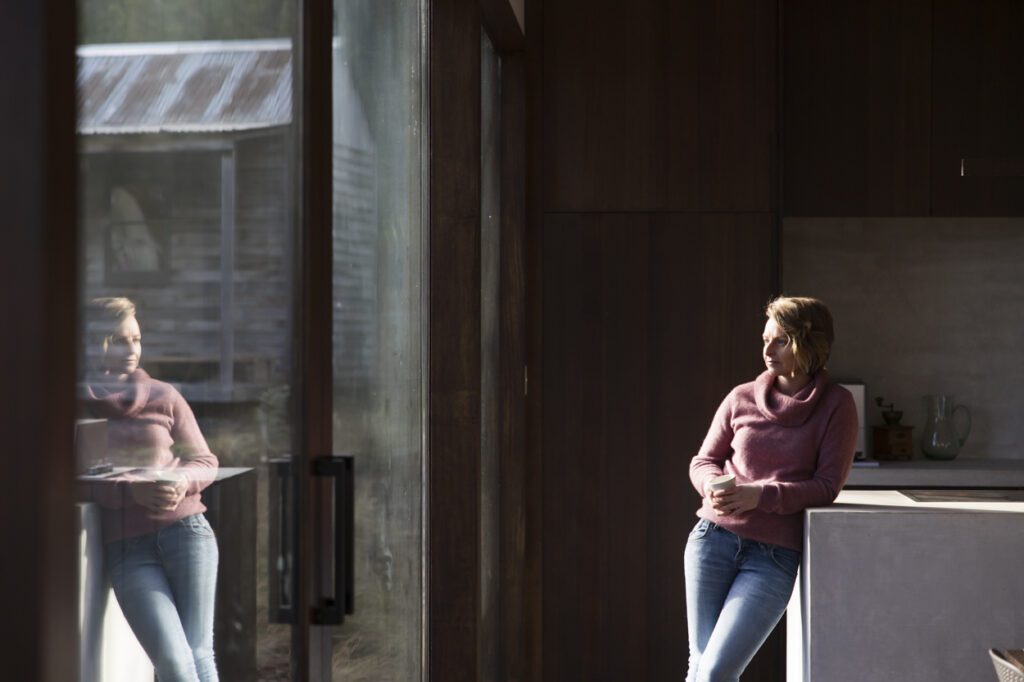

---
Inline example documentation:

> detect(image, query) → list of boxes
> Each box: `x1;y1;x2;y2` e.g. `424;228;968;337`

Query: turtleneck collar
84;368;153;419
753;368;830;427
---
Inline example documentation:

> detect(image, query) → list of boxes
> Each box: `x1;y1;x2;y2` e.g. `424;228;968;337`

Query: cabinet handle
961;158;1024;177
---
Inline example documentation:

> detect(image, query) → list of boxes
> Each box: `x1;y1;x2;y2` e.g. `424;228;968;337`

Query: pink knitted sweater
689;369;858;552
80;369;219;542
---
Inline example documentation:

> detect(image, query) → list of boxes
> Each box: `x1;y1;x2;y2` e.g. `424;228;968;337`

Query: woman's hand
708;483;763;517
129;478;188;512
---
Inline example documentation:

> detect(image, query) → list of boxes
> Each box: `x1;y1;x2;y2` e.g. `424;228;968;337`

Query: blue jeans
683;518;800;682
106;514;220;682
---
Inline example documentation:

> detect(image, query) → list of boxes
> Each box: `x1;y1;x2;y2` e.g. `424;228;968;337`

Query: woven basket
990;650;1024;682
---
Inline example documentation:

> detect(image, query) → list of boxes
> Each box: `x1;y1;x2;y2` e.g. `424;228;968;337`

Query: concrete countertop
792;487;1024;682
845;458;1024;488
78;466;254;482
822;488;1024;513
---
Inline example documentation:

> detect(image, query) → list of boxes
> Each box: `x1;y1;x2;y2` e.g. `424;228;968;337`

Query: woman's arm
689;392;735;497
169;391;219;495
756;393;858;515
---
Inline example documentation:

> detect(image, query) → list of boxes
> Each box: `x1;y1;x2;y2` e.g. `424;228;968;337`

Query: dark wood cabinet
784;0;1024;217
932;0;1024;215
783;0;931;216
543;0;776;213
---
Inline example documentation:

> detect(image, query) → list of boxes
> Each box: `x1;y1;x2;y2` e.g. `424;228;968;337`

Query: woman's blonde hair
765;296;834;375
88;297;136;351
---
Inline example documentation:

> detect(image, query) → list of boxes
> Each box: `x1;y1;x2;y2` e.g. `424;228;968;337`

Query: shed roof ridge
78;39;293;58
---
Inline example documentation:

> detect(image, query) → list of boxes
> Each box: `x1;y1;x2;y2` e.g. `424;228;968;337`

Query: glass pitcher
921;395;972;460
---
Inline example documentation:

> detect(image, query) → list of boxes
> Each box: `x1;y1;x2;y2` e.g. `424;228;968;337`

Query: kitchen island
787;489;1024;682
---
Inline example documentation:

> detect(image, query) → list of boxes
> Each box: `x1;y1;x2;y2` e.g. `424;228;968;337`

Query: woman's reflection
81;297;219;682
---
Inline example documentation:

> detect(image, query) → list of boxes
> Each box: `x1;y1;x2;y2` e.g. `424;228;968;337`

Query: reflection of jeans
106;514;219;682
683;518;799;682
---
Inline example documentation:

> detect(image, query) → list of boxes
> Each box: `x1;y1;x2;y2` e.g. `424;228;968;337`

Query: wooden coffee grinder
873;396;913;461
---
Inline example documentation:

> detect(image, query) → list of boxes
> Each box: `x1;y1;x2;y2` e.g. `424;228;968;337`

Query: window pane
331;0;424;678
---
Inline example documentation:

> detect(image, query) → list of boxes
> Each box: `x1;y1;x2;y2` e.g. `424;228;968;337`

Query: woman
684;296;858;682
81;297;220;682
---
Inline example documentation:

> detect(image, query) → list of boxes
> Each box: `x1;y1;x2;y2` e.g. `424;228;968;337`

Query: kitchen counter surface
826;487;1024;513
844;458;1024;488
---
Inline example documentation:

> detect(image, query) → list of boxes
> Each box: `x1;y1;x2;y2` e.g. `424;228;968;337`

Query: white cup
707;473;736;493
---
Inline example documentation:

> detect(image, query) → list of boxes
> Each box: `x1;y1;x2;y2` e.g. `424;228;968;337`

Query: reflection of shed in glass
78;40;377;404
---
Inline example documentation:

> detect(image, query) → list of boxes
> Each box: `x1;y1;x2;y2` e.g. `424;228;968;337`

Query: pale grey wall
782;218;1024;460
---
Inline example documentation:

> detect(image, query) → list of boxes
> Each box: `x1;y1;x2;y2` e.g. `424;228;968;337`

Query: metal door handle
268;457;296;624
312;455;355;625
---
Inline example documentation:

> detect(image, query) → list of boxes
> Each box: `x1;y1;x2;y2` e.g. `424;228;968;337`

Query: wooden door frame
523;0;544;677
482;6;529;681
428;0;483;678
295;0;334;677
0;2;79;680
428;1;529;680
496;49;529;682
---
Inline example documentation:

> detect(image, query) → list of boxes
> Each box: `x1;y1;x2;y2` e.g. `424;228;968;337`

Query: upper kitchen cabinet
543;0;776;213
783;0;931;216
932;0;1024;216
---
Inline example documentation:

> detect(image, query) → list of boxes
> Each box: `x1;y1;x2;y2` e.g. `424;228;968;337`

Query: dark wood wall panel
932;0;1024;215
783;0;931;216
675;1;777;212
543;0;776;213
543;214;652;681
542;214;777;681
646;215;779;680
543;0;667;211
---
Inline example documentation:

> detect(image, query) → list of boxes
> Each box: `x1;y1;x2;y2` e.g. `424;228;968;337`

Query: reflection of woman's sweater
689;369;858;552
81;369;218;543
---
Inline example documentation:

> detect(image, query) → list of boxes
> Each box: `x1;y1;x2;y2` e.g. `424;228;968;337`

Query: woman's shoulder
724;377;761;405
821;380;857;416
137;372;185;405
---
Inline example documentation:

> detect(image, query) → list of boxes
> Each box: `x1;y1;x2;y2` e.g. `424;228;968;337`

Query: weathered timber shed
78;40;377;406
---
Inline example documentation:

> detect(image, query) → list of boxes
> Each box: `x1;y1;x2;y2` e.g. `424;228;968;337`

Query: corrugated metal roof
78;40;293;135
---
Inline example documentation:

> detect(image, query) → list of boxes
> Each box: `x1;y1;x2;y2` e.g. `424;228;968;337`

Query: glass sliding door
74;0;425;678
